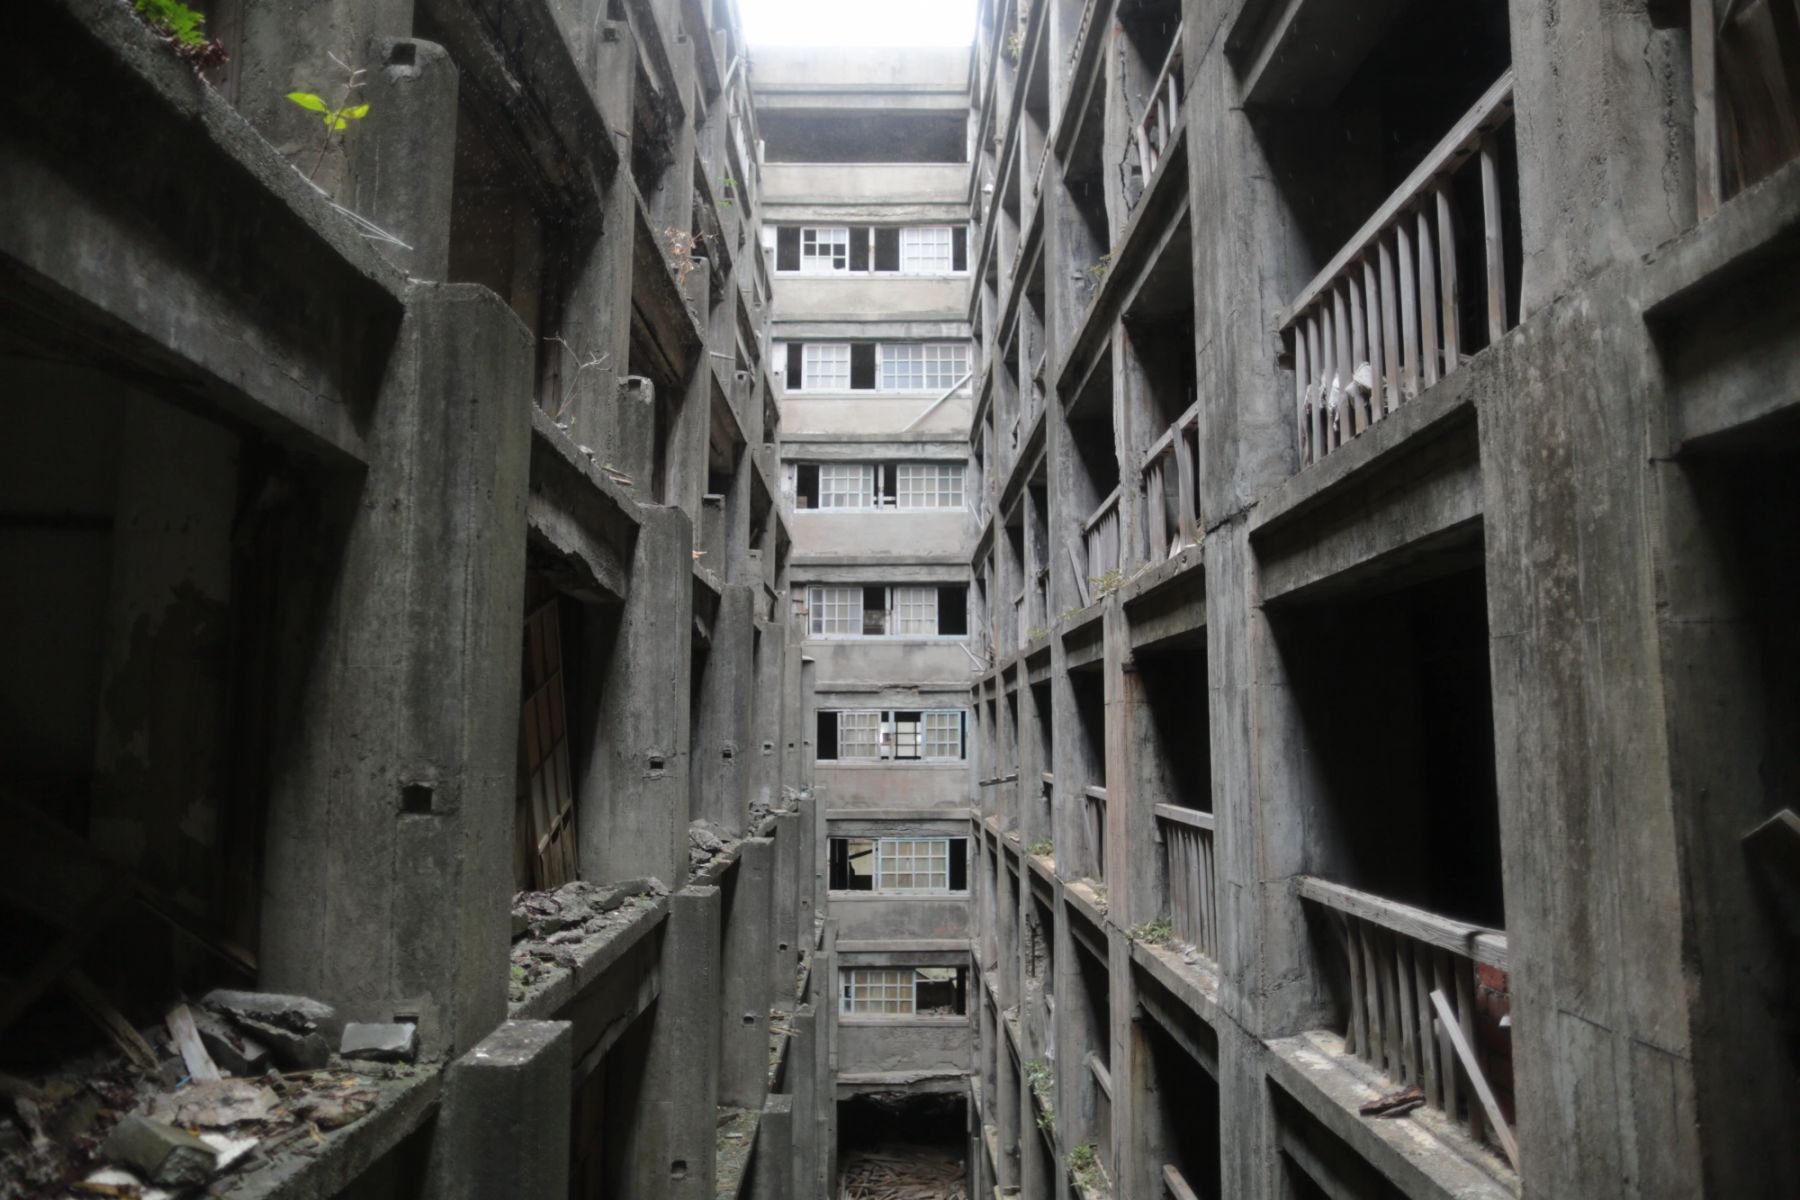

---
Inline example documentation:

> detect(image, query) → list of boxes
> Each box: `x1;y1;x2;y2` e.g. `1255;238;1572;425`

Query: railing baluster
1176;430;1197;548
1457;957;1485;1143
1416;209;1440;389
1480;135;1508;342
1436;181;1461;374
1332;285;1352;446
1347;277;1367;435
1416;945;1440;1108
1294;326;1311;461
1359;259;1380;428
1360;919;1385;1070
1345;916;1368;1057
1396;222;1420;400
1306;314;1325;461
1434;949;1460;1121
1395;936;1418;1085
1378;238;1400;418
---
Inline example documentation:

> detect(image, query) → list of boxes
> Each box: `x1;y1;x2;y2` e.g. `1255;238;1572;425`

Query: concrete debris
201;990;341;1069
148;1078;279;1127
192;1005;272;1077
293;1085;380;1129
102;1114;220;1186
341;1022;419;1063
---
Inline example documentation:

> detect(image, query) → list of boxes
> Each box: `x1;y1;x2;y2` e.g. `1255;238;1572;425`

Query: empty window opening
1139;989;1222;1199
515;573;581;891
761;109;968;163
774;226;968;274
829;836;970;892
836;1093;969;1198
839;967;968;1015
804;585;970;637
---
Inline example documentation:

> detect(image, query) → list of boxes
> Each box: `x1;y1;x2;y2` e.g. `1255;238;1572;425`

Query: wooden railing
1083;784;1107;881
1280;70;1516;466
1135;27;1185;183
1142;401;1201;563
1155;805;1216;960
1161;1165;1201;1200
1083;488;1122;584
1298;877;1512;1153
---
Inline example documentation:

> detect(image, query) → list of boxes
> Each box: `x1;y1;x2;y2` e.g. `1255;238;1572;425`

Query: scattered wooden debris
1358;1083;1425;1118
838;1149;968;1200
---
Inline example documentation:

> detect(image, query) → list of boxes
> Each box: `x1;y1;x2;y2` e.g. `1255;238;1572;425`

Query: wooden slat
1163;1163;1203;1200
1480;136;1508;342
1434;950;1460;1120
1436;181;1461;373
1152;803;1215;831
1349;269;1369;434
1457;954;1485;1143
1416;946;1441;1109
1416;209;1440;389
1175;429;1198;548
1397;222;1419;400
1344;916;1367;1057
1431;989;1520;1173
1306;313;1324;461
1359;917;1384;1071
1378;237;1401;416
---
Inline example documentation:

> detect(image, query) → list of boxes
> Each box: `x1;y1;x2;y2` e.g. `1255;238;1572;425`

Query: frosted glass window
900;226;954;273
892;587;938;635
879;343;969;391
802;343;851;390
923;711;963;760
819;464;873;508
808;586;862;636
878;839;950;890
896;463;965;509
837;711;882;759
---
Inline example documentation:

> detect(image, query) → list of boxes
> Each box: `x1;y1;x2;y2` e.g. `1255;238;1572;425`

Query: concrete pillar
750;618;787;813
817;920;839;1193
769;810;800;1002
346;38;458;280
260;284;531;1056
423;1020;572;1200
796;787;819;956
584;505;693;890
800;655;818;791
748;1094;794;1200
788;1003;817;1194
633;886;722;1200
668;261;713;519
1105;603;1158;930
695;583;756;835
720;837;775;1109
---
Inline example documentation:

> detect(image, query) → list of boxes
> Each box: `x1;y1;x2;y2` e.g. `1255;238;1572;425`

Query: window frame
807;586;863;637
899;225;956;274
798;226;849;274
894;462;966;510
816;709;967;761
877;342;971;392
799;342;852;391
838;966;966;1016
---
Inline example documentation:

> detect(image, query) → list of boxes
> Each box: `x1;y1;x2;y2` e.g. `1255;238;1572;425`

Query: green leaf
329;116;349;131
287;92;330;113
343;104;371;120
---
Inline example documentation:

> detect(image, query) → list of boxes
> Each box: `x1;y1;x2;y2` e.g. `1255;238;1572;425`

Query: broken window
815;709;967;760
839;967;969;1015
799;226;849;273
804;584;969;638
829;836;969;891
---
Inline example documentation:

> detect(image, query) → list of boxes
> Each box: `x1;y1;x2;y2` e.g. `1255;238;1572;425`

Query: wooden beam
1430;988;1520;1173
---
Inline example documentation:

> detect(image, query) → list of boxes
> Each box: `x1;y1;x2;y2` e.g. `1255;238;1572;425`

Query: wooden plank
1162;1163;1202;1200
166;1003;223;1082
1436;181;1461;372
1359;917;1384;1070
1430;989;1520;1172
1152;804;1215;831
1276;69;1515;327
1480;136;1508;341
1456;953;1486;1143
1416;945;1441;1109
1434;950;1460;1120
64;969;158;1072
1395;935;1417;1084
1344;916;1368;1058
1305;313;1324;461
0;875;131;1037
1416;210;1440;389
1396;222;1420;400
1378;237;1401;416
1693;0;1721;219
1297;876;1509;967
1175;428;1198;548
1349;269;1369;434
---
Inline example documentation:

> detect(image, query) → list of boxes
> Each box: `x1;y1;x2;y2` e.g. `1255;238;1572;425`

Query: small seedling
287;53;371;183
1026;839;1053;858
1132;916;1174;945
720;175;738;208
1090;568;1125;597
1085;253;1112;281
1026;624;1049;643
1005;31;1023;62
1070;1141;1101;1190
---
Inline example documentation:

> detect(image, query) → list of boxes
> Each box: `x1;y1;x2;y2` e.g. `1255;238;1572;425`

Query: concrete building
1;0;826;1197
4;0;1799;1197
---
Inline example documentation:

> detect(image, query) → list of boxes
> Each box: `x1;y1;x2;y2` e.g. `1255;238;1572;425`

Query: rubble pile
1;992;413;1199
686;822;734;878
508;879;665;1004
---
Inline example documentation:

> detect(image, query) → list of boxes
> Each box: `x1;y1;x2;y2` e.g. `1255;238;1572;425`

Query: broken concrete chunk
103;1114;220;1186
202;990;339;1069
340;1022;418;1063
193;1007;270;1077
148;1079;279;1128
293;1087;377;1130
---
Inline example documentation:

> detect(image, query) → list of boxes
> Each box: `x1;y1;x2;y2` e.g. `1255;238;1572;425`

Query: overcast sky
739;0;976;46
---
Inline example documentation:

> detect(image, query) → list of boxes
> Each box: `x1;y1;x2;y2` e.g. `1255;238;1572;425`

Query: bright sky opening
738;0;977;47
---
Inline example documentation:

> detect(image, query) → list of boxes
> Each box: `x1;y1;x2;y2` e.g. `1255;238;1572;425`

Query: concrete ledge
1266;1030;1517;1200
1127;939;1224;1033
510;895;669;1021
217;1067;441;1200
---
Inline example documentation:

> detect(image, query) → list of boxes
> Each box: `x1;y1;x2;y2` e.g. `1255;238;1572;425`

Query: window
838;711;882;759
816;710;967;760
892;587;939;636
879;343;970;391
896;463;965;509
800;226;849;273
923;711;963;760
839;967;967;1015
900;226;955;273
830;836;969;891
818;464;874;508
808;586;862;636
801;343;851;390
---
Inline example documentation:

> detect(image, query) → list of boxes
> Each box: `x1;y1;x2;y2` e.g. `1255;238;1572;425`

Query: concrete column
584;505;693;890
695;582;756;835
788;1003;817;1194
1105;603;1158;930
817;920;839;1193
423;1020;573;1200
781;633;806;793
796;786;819;956
719;837;775;1110
260;284;530;1056
750;618;787;813
748;1094;794;1200
800;655;818;791
634;886;722;1200
668;258;713;519
769;810;800;1002
346;37;458;280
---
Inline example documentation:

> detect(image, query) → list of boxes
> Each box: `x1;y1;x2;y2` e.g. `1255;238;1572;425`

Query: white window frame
799;226;849;273
899;226;956;274
876;837;952;891
808;586;863;637
895;462;965;510
836;710;883;760
823;709;965;760
922;711;963;761
892;586;939;636
878;343;970;392
840;968;915;1015
817;463;874;509
800;343;851;391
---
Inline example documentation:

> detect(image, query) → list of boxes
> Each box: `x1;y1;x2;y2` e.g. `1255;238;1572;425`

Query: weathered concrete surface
423;1020;572;1200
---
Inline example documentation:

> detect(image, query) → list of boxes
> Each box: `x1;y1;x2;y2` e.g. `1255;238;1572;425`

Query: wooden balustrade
1297;877;1510;1149
1135;27;1185;183
1142;401;1202;563
1280;70;1516;467
1083;488;1122;584
1083;784;1107;881
1161;1164;1201;1200
1155;804;1216;960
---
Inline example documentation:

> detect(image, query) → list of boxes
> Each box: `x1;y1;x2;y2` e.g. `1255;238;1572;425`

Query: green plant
720;175;738;208
1026;839;1053;857
131;0;227;68
1005;30;1023;62
1089;568;1125;597
1069;1141;1101;1190
1023;1059;1052;1093
1085;253;1112;280
287;54;370;182
1132;916;1174;945
1026;624;1049;643
1059;605;1086;622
